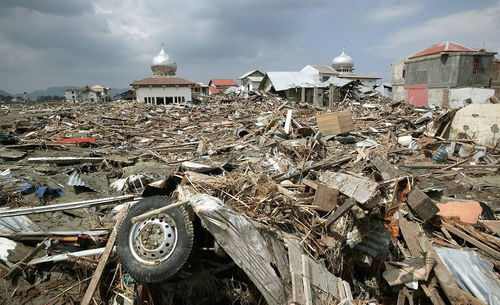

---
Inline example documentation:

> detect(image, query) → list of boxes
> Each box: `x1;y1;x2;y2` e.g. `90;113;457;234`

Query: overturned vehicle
117;192;352;305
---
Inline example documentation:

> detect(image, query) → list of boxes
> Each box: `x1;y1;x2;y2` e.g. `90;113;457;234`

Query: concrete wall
391;59;405;86
136;86;192;104
404;53;494;88
450;104;500;146
456;54;495;87
404;55;461;87
392;85;406;102
428;88;445;107
448;88;495;109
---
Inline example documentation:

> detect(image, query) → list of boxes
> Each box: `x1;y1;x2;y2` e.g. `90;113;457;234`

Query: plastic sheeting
435;247;500;305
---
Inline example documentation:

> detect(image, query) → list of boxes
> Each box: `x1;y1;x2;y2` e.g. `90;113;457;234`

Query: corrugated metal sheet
67;170;85;187
323;76;354;87
435;247;500;305
0;215;43;235
266;72;326;91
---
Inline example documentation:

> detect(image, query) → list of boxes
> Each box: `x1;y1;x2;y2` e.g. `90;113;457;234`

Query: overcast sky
0;0;499;93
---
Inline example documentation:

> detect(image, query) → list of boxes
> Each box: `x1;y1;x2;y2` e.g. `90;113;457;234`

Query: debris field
0;85;499;305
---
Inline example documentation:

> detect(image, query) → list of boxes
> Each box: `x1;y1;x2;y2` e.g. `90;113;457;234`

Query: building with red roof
392;41;497;107
208;79;238;94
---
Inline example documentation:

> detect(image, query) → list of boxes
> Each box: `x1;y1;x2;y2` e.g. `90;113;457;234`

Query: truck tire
117;196;194;283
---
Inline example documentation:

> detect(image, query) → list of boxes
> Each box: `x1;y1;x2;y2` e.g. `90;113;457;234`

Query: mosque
131;47;195;105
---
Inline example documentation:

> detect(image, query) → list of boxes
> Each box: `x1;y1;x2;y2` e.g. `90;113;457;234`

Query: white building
131;48;194;104
64;85;109;102
239;70;265;91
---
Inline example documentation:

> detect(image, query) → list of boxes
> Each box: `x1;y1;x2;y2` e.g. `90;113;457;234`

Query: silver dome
332;50;354;71
151;48;177;76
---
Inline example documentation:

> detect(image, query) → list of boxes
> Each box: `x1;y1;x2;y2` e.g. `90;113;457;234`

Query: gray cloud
1;0;497;94
0;0;92;16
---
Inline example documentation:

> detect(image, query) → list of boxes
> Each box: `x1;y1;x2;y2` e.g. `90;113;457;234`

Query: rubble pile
0;85;499;305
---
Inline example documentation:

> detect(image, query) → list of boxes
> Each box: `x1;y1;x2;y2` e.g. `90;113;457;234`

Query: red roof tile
209;79;238;87
208;86;220;94
409;41;477;59
131;76;194;86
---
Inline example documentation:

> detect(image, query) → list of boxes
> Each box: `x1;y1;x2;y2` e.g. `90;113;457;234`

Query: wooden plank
286;238;305;304
407;188;439;221
399;218;447;305
312;183;338;212
284;109;293;134
27;157;103;165
371;154;401;179
301;255;312;305
479;220;500;235
418;227;469;305
442;222;500;259
81;204;129;305
319;171;378;204
324;199;356;227
316;110;353;135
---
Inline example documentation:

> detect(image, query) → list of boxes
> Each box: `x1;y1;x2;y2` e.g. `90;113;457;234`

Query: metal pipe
0;195;136;218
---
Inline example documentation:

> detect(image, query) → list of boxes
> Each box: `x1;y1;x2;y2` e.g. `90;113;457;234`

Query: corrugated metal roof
239;70;264;79
266;72;326;91
323;76;354;87
312;65;338;74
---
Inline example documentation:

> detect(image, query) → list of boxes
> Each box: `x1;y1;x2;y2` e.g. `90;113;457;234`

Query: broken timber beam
399;217;469;305
441;222;500;259
27;157;103;165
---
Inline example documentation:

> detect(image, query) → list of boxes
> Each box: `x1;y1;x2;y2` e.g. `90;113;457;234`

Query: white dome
332;50;354;71
151;48;177;76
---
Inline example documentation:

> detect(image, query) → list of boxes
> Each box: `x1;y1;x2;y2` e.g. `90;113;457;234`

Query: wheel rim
128;212;178;265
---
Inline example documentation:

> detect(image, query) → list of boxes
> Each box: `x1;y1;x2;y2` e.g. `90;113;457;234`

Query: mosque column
301;88;305;103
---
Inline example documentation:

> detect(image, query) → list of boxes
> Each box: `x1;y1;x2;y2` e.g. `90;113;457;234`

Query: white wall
448;88;495;109
136;86;192;104
65;91;77;102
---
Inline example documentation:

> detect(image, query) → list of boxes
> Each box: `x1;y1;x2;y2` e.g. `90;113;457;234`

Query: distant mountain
19;86;76;99
9;86;130;99
0;89;13;96
109;88;130;98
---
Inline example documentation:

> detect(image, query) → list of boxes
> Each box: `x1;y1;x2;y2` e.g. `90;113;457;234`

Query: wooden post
81;204;129;305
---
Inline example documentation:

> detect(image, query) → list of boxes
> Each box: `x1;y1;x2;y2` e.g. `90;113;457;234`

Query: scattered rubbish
0;87;498;304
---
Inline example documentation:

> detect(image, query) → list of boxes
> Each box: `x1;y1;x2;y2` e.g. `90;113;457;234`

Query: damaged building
259;49;380;106
392;41;497;108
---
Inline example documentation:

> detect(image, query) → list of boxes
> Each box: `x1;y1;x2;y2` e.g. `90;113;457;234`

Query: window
144;97;147;103
182;96;185;103
402;69;406;79
472;56;479;74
